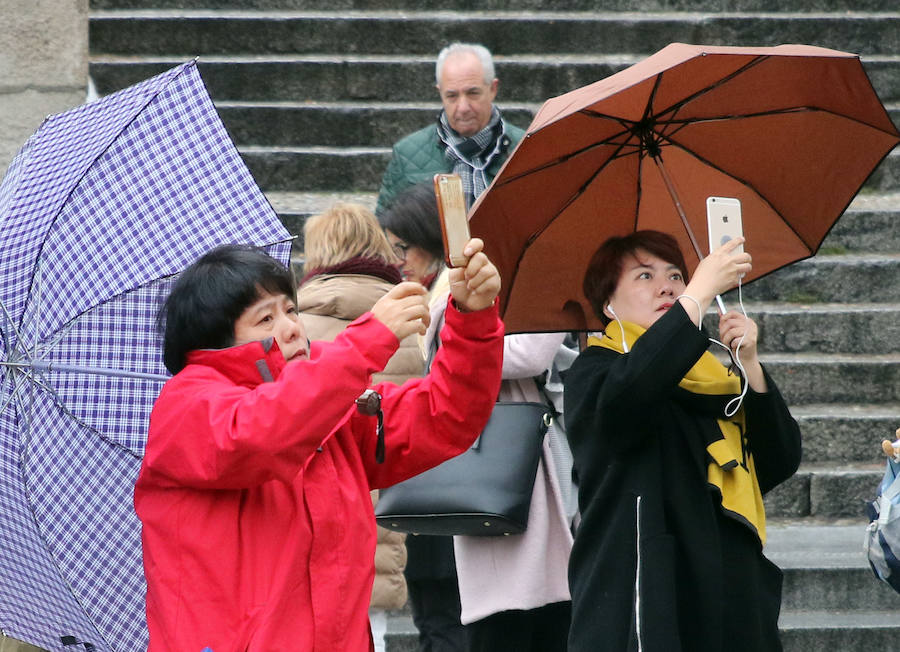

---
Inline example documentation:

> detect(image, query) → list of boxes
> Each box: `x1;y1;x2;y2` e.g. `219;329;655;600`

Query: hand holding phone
706;196;744;314
434;173;471;268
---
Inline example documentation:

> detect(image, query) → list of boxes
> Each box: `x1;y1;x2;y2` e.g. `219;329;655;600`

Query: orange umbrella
468;43;900;333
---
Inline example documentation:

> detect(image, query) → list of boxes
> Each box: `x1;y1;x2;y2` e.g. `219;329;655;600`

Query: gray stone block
240;147;388;192
809;468;882;518
781;566;895;610
1;0;88;88
89;0;900;13
793;405;900;464
766;467;885;519
822;208;900;254
781;619;900;652
734;254;900;304
765;474;811;518
867;149;900;192
241;147;900;193
747;305;900;354
89;13;900;57
89;57;900;105
216;103;536;148
761;354;900;405
0;90;87;175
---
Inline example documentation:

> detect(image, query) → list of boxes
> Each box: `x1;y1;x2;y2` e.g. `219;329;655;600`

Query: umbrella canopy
468;43;900;333
0;61;291;651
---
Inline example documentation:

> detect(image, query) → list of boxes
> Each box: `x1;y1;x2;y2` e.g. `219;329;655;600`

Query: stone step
88;0;900;14
821;196;900;254
791;403;900;464
90;11;900;57
216;101;538;148
88;54;900;105
267;190;375;244
760;352;900;405
243;143;900;193
768;521;900;650
766;521;897;608
764;463;884;518
215;101;899;149
715;302;900;354
733;251;900;304
268;188;900;258
379;523;900;651
779;611;900;652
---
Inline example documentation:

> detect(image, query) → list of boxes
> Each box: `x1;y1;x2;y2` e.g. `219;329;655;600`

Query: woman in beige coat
298;202;424;651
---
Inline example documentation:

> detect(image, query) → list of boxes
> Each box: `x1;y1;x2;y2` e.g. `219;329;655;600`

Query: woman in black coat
564;230;801;652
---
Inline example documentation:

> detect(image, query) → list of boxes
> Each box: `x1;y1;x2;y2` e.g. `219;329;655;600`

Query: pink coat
453;332;575;624
423;303;574;624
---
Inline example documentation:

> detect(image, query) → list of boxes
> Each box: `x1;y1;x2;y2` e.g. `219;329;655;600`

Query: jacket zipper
634;494;644;652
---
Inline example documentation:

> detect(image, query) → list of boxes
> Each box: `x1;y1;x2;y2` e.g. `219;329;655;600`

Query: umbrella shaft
2;359;168;382
652;155;703;261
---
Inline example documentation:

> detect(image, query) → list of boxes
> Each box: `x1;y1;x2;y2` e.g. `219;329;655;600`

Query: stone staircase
88;1;900;649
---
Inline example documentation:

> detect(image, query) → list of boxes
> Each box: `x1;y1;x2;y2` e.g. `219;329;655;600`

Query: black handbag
374;401;550;536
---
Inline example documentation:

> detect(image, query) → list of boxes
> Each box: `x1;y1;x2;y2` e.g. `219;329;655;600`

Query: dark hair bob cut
583;230;689;327
159;244;297;374
377;181;445;262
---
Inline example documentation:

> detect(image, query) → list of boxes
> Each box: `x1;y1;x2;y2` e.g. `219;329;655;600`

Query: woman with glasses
378;182;465;652
380;182;448;295
380;182;576;652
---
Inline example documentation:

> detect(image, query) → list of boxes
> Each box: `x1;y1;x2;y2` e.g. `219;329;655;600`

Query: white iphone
706;196;743;256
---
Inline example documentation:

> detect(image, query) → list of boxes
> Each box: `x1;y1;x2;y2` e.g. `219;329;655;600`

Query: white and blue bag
865;458;900;593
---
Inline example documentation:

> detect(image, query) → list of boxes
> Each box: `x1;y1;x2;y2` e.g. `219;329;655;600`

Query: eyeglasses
391;241;410;261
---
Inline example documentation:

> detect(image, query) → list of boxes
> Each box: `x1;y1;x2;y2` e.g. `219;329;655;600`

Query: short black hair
378;181;445;262
159;244;296;374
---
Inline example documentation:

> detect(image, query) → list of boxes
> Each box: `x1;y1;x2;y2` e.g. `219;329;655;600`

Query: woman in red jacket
134;241;503;651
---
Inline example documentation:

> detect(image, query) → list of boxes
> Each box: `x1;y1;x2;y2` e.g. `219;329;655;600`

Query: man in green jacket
375;42;525;215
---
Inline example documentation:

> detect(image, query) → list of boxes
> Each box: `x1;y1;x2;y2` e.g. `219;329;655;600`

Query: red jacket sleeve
361;298;505;489
143;314;399;489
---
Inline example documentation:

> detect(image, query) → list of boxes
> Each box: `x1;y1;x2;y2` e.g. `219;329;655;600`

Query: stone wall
0;0;89;173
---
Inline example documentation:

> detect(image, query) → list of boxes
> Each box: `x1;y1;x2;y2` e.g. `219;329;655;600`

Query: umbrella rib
15;379;113;651
16;66;199;346
657;106;900;142
656;136;815;252
654;55;771;123
0;298;27;359
496;134;639;186
505;135;638;308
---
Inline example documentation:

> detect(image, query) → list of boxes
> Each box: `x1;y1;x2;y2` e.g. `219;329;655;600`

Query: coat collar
185;338;287;387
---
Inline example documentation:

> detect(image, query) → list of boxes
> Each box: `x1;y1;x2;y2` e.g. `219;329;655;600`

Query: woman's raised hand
686;237;752;305
371;282;431;340
448;238;501;312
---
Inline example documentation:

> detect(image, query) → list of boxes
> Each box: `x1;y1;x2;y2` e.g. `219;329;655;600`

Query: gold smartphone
434;173;471;268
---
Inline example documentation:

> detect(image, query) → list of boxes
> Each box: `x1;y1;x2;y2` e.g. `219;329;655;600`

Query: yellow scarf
589;320;768;544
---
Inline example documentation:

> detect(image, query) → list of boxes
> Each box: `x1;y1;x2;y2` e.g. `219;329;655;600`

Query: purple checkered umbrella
0;61;292;651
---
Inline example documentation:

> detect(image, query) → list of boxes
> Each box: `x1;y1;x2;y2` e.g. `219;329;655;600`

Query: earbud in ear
605;303;629;353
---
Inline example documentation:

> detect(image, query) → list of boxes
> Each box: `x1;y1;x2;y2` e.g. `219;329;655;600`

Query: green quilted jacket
375;119;526;216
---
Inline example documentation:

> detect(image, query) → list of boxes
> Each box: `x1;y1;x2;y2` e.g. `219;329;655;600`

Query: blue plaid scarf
437;108;505;209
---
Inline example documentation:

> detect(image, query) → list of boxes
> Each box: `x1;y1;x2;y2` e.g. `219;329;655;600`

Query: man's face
437;52;498;137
